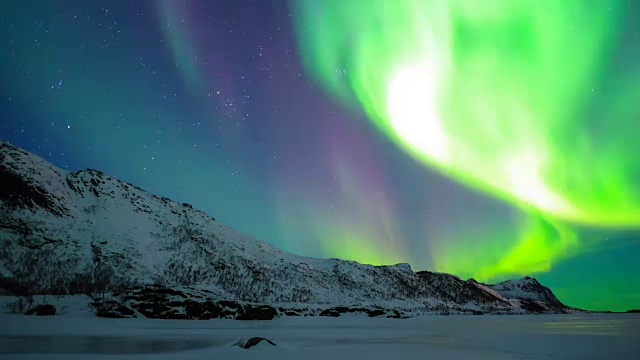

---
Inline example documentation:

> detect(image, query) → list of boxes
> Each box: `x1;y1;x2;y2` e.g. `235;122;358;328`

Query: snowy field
1;311;639;359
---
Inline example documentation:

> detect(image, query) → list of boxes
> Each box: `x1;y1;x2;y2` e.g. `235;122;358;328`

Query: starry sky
1;0;639;312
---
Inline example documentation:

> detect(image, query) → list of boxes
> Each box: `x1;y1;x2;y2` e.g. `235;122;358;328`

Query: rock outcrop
24;304;56;316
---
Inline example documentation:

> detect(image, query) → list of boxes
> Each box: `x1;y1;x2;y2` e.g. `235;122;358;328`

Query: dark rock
237;304;277;320
183;302;205;319
184;302;211;319
134;301;188;319
243;337;277;349
25;304;56;316
162;312;190;320
342;307;371;314
219;300;243;310
168;300;189;307
321;306;373;316
140;286;187;298
368;309;385;317
94;301;136;318
319;309;340;317
184;301;223;320
198;312;214;320
131;302;176;319
519;299;546;313
201;301;222;317
220;310;235;318
0;160;69;217
626;309;640;313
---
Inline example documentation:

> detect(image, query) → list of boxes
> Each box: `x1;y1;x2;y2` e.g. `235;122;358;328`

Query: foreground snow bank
1;312;638;359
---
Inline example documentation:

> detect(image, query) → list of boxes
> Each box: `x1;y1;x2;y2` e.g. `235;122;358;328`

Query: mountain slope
0;142;569;316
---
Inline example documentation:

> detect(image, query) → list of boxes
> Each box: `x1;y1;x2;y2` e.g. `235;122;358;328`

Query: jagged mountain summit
0;142;571;318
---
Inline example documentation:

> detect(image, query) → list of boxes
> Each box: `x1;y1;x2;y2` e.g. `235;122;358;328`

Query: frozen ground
1;312;639;359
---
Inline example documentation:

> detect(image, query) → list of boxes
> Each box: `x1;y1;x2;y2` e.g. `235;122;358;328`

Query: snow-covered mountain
0;142;571;317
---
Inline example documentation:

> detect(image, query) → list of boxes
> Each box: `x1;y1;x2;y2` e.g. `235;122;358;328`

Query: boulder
243;337;277;349
237;305;278;320
25;304;56;316
368;309;385;317
319;309;340;317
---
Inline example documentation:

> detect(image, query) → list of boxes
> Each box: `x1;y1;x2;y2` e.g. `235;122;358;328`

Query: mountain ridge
0;141;573;318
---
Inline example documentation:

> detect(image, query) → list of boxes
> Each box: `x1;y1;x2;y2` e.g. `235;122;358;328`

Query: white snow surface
0;142;566;314
1;304;639;359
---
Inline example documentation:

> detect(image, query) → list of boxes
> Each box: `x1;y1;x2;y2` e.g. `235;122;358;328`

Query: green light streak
292;0;640;280
433;214;579;282
156;0;202;94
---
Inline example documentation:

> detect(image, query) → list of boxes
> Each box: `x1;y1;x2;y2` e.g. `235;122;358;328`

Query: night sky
1;0;639;312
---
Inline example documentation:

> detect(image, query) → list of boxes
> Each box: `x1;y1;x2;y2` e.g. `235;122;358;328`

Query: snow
1;312;638;359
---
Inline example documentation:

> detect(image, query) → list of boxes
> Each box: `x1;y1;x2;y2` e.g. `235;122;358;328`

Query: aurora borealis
1;0;639;311
294;0;639;225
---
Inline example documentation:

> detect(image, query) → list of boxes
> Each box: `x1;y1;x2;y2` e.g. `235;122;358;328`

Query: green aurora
292;0;640;307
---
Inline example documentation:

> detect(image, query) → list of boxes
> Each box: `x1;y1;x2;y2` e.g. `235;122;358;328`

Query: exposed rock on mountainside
487;276;568;313
0;142;571;317
91;285;278;320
